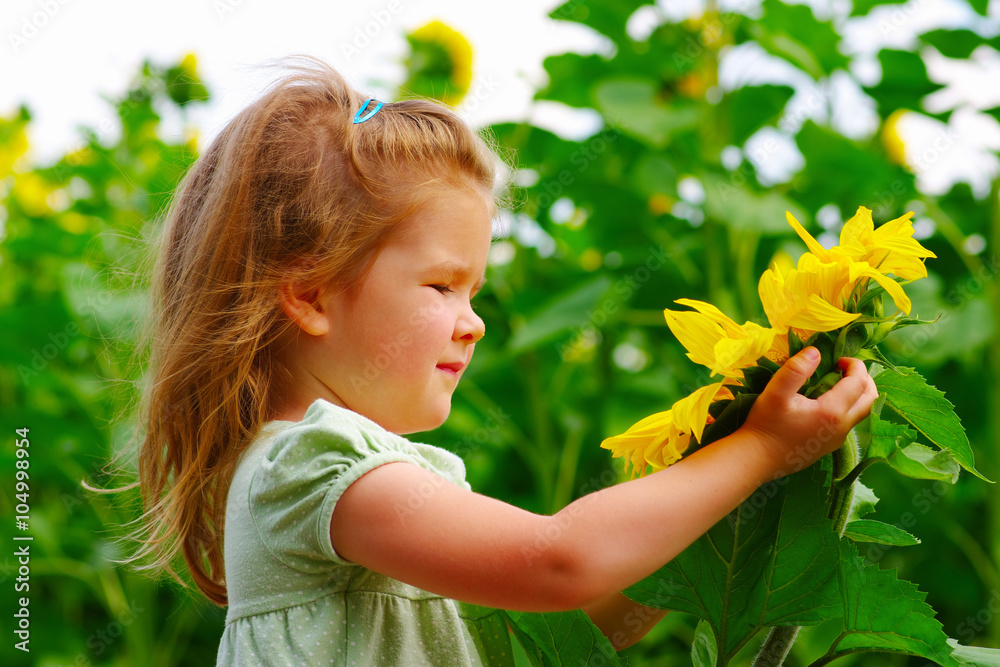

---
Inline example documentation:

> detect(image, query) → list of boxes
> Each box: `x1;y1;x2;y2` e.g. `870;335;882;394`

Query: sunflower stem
753;626;801;667
829;429;861;536
751;427;861;667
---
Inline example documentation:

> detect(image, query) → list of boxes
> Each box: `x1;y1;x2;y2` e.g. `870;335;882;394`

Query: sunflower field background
2;0;999;664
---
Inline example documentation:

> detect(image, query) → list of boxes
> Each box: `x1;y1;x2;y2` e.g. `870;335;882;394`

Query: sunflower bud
867;319;897;348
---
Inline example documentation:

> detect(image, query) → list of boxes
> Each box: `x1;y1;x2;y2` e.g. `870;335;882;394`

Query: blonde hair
107;55;512;606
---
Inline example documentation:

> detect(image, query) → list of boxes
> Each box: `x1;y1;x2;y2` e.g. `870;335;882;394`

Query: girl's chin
388;405;451;436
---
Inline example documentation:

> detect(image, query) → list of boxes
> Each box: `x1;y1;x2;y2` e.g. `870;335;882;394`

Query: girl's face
307;186;491;434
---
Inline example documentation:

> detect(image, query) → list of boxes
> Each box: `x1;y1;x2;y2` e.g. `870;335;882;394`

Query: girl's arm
330;349;877;613
581;593;668;649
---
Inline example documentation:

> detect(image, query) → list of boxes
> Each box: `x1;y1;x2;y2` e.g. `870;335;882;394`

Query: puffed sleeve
247;399;470;572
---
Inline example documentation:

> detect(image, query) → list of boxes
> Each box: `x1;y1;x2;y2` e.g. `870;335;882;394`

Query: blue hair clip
353;98;383;124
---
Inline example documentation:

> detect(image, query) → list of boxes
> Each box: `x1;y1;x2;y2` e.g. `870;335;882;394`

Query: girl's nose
456;306;485;343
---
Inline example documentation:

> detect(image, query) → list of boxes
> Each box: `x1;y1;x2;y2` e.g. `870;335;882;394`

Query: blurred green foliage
1;0;999;664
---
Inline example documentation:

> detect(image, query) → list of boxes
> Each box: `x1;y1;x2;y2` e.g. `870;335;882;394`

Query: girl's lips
436;362;464;375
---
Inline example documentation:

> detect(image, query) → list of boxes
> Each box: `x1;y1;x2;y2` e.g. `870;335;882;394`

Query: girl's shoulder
246;397;469;489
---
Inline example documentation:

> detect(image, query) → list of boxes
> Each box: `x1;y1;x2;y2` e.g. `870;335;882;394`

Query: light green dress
216;398;498;666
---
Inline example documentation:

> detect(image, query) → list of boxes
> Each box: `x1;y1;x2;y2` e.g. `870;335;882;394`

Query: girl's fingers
819;357;878;424
845;370;880;424
816;357;873;417
766;347;822;399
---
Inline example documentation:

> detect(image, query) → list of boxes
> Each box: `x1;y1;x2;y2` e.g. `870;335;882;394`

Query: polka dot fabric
217;399;485;666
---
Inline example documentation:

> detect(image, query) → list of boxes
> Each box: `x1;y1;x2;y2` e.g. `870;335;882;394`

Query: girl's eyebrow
428;261;487;291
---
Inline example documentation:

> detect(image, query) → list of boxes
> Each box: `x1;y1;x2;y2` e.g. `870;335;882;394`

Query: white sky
2;0;999;198
0;0;607;163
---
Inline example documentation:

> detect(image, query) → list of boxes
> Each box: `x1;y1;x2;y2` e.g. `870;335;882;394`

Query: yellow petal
672;381;727;443
792;294;862;331
674;298;744;338
852;263;912;315
663;308;723;371
712;324;776;377
786;211;832;261
839;206;876;250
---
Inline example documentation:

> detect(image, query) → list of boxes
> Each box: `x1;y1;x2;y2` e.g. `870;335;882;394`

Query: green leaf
503;608;624;666
892;443;961;483
507;275;613;354
870;410;961;482
692;618;718;667
538;53;611;109
632;153;679;200
844;519;920;546
875;367;990;481
625;465;842;661
867;409;918;459
949;638;1000;665
594;77;701;148
850;0;907;16
703;174;809;235
864;50;941;118
847;481;879;523
793;120;912;212
919;29;985;59
826;540;959;666
548;0;651;47
751;0;849;78
726;84;795;146
459;603;517;666
969;0;990;15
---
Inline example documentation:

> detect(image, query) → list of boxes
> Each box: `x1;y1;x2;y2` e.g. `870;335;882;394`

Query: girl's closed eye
430;284;453;294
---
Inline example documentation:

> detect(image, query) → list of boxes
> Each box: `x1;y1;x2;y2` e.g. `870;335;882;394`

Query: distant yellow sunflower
403;20;473;107
881;109;909;167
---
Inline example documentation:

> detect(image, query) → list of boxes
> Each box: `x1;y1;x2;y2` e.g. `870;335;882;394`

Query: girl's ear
278;281;330;336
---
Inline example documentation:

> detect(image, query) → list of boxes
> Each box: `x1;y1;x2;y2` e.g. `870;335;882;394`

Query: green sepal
833;320;870;359
866;314;941;348
805;370;843;399
803;330;836;381
739;363;776;394
788;329;805;357
858;283;885;317
699;392;759;447
856;345;907;374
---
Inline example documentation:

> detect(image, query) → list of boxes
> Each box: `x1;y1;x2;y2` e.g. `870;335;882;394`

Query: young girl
125;55;878;665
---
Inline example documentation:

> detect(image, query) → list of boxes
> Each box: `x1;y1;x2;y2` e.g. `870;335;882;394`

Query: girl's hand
740;346;878;476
